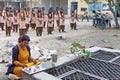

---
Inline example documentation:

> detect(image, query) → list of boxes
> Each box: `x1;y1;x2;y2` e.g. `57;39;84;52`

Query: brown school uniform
59;16;65;32
81;10;89;22
55;11;60;27
70;16;77;30
52;12;55;31
57;14;60;27
13;14;19;32
6;16;12;36
18;12;27;36
25;15;30;31
36;17;44;36
43;12;47;28
0;12;5;31
30;13;36;29
47;18;53;34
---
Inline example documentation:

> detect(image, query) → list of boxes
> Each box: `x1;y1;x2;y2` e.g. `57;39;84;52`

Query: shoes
8;74;21;80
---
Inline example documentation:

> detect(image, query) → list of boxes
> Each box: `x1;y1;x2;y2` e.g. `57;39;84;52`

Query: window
81;8;87;11
102;4;110;11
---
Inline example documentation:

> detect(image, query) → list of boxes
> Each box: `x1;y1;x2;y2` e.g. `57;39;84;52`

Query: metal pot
51;54;57;62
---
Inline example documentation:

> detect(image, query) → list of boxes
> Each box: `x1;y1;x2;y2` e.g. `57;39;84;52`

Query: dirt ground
0;19;120;80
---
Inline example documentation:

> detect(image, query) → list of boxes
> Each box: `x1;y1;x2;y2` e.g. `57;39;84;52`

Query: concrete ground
0;18;120;80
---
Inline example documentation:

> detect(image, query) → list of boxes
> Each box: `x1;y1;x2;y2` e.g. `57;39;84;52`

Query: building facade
0;0;119;17
0;0;27;10
40;0;68;14
40;0;112;15
68;0;120;17
0;0;40;11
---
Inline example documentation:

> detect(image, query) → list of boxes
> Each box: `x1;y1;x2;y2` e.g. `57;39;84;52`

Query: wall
40;0;68;14
26;0;40;9
68;0;88;15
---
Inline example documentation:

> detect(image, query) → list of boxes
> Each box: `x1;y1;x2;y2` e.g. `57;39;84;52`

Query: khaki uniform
25;16;30;31
30;15;36;29
81;10;89;22
18;13;27;36
6;17;12;36
55;11;61;27
70;16;77;30
47;18;53;34
36;17;44;36
12;14;19;32
59;16;65;32
0;13;5;31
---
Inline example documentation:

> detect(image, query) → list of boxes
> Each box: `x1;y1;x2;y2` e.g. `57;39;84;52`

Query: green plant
82;49;94;59
70;42;94;59
70;42;81;54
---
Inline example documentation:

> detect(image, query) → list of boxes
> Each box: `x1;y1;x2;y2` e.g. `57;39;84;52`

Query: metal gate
44;50;120;80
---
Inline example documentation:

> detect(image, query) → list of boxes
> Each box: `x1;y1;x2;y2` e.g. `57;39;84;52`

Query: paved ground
0;18;120;80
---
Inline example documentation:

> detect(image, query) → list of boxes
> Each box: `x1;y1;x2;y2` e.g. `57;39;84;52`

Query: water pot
51;54;57;62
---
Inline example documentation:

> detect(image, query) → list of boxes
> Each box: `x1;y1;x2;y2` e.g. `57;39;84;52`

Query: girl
13;8;19;32
18;8;27;36
36;12;44;36
25;13;30;32
30;9;36;30
70;11;77;30
6;9;12;36
0;9;5;31
59;11;65;32
55;8;60;27
47;12;54;34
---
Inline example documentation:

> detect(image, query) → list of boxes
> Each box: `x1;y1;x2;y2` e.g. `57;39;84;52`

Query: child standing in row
47;12;54;34
36;11;44;36
70;11;77;30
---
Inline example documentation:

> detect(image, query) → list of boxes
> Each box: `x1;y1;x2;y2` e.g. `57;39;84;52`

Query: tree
83;0;120;28
108;0;119;28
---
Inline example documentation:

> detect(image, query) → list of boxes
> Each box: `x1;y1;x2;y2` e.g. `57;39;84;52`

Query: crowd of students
0;7;78;37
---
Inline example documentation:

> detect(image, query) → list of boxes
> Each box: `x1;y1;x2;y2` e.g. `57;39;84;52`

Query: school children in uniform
41;7;47;28
70;11;77;30
59;11;65;32
18;8;27;36
25;14;30;32
13;8;19;32
47;13;54;34
30;9;36;30
55;8;60;28
0;9;5;31
6;9;12;36
25;8;30;32
36;12;44;36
